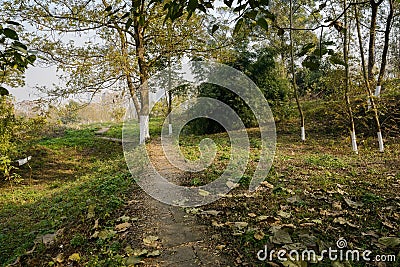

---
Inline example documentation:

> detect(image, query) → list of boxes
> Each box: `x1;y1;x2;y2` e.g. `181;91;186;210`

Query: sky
9;65;59;102
7;1;230;103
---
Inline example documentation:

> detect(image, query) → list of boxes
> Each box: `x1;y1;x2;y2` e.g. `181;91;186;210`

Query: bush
0;96;47;180
0;96;18;180
186;48;290;134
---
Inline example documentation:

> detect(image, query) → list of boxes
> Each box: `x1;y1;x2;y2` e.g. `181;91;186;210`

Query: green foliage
186;47;290;134
305;154;347;169
57;100;81;125
0;96;18;180
0;21;36;95
362;192;383;204
70;233;87;248
0;98;51;180
111;107;126;122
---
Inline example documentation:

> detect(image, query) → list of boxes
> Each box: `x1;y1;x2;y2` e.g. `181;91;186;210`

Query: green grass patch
0;126;133;266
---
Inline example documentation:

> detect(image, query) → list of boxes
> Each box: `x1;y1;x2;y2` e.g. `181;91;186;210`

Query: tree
288;0;305;141
6;0;208;144
1;20;36;181
343;0;358;154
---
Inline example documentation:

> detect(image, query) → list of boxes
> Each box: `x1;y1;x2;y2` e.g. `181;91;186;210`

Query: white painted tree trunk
368;86;382;110
139;115;150;144
377;131;384;152
301;126;306;141
351;131;358;154
374;85;381;97
168;123;173;135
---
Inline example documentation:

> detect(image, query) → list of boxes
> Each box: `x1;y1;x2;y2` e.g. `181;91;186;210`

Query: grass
0;124;133;266
192;127;400;266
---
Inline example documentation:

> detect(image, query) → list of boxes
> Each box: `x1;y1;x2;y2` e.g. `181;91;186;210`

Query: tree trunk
133;12;150;144
167;56;173;135
115;27;141;117
355;4;384;152
376;0;394;95
289;0;305;141
343;0;358;154
367;0;384;98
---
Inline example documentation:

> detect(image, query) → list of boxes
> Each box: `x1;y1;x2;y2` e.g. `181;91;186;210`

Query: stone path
140;197;228;266
97;128;229;266
140;140;228;266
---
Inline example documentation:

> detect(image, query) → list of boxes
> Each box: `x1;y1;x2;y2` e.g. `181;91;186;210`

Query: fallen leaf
283;243;307;251
244;192;255;198
234;222;248;229
115;222;132;232
186;208;201;214
143;235;159;247
226;181;239;189
118;215;131;222
332;260;352;267
201;210;222;216
270;228;292;244
53;253;64;263
260;181;274;189
298;234;318;247
378;237;400;248
382;220;396;229
312;219;323;224
133;248;148;257
361;230;379;238
91;231;99;238
287;195;302;204
320;209;343;217
212;220;225;227
41;233;57;245
277;210;291;219
92;219;99;230
256;215;278;222
68;253;80;262
248;213;257;218
216;244;226;250
281;258;307;267
125;245;135;256
125;256;143;265
147;250;161;257
332;201;342;210
97;229;116;240
280;223;296;229
282;187;295;195
299;222;315;227
343;197;364;208
333;217;358;228
254;230;265;240
198;189;210;196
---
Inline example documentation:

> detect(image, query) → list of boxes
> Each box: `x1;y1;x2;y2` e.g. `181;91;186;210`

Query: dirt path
98;128;229;266
138;140;228;266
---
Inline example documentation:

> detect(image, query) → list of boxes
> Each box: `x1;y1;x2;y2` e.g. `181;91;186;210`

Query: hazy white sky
9;65;59;102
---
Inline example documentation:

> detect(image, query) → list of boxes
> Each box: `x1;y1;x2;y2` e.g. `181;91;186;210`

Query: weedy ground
0;109;399;266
